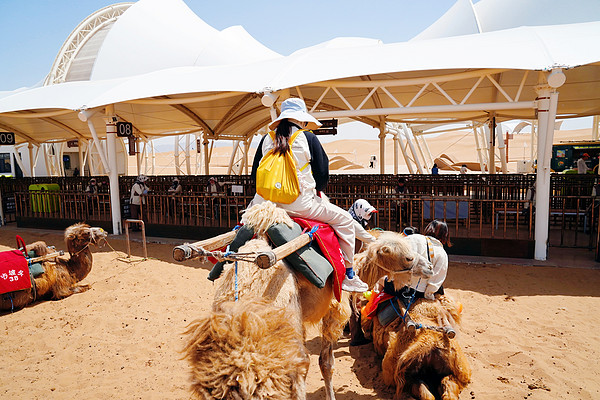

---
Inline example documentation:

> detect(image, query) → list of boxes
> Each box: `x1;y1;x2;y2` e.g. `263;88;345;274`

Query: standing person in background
85;178;98;197
85;178;98;217
168;178;182;195
459;164;468;174
431;163;439;175
249;97;368;292
168;178;182;218
207;177;232;194
72;167;80;177
577;153;590;174
207;177;233;219
129;175;149;231
395;177;410;223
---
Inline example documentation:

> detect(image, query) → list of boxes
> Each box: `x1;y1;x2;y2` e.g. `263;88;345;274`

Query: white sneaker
342;275;369;293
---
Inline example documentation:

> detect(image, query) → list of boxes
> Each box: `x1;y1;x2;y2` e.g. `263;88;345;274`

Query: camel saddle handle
16;235;27;257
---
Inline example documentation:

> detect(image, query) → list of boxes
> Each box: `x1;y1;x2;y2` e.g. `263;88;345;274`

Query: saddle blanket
0;250;31;295
293;218;345;302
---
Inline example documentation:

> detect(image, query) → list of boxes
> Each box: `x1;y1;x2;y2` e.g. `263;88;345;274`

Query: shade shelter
0;0;599;261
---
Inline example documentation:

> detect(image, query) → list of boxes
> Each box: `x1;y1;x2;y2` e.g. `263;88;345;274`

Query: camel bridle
376;255;418;275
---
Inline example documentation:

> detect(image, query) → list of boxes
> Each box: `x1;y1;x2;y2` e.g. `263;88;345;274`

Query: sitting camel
0;223;107;311
183;202;434;400
356;231;471;400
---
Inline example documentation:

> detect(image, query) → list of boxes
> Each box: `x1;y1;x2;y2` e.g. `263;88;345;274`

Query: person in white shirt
129;175;149;231
249;98;368;292
459;165;468;174
577;153;590;174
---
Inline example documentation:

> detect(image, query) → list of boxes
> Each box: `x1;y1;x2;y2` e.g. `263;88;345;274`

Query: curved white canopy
414;0;600;40
0;0;598;146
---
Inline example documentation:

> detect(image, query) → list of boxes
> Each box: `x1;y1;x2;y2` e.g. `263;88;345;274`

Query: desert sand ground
1;225;599;399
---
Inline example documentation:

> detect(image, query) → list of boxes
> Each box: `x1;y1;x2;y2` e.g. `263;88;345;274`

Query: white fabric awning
0;0;598;145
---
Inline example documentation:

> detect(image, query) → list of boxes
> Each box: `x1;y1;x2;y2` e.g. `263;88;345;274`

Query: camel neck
67;247;93;282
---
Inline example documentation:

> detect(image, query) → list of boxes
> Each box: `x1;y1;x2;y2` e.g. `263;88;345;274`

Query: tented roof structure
2;0;599;258
413;0;600;40
0;0;598;146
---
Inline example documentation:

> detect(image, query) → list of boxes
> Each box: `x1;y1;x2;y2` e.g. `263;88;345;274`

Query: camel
0;223;107;311
356;232;471;400
183;202;434;400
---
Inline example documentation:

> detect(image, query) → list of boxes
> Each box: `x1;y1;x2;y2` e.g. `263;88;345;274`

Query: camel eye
406;257;413;262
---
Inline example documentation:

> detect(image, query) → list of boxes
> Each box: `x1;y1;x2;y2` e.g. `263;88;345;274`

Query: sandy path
1;226;599;399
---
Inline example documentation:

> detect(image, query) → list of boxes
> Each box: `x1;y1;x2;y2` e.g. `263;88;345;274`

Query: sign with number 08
116;122;133;137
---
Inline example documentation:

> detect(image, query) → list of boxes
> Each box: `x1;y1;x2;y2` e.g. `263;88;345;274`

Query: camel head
357;232;433;289
64;223;107;254
241;201;294;237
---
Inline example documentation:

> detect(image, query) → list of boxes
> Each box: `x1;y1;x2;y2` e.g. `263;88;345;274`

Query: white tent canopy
0;0;599;258
0;18;599;144
413;0;600;40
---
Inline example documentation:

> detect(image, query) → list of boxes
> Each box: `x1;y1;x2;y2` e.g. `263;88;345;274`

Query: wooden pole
255;231;312;269
173;230;237;261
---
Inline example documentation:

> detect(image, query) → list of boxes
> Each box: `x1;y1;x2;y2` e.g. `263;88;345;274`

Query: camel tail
183;298;309;400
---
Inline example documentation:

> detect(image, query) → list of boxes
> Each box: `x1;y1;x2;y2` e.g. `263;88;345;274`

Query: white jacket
403;234;448;297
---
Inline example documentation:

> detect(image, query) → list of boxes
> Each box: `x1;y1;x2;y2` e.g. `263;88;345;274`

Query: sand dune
130;128;594;176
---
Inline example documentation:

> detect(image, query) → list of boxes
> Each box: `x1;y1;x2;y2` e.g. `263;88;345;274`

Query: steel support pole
106;105;122;235
378;125;386;174
534;88;559;260
488;117;496;174
393;135;399;175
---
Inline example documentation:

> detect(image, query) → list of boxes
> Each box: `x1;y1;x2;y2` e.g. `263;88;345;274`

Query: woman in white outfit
405;220;450;299
250;98;368;292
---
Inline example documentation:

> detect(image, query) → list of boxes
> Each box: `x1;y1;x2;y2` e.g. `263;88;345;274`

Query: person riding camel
249;97;369;292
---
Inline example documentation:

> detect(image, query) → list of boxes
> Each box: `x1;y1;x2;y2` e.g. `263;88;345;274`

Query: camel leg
70;284;91;294
439;375;461;400
319;340;336;400
292;374;307;400
411;381;435;400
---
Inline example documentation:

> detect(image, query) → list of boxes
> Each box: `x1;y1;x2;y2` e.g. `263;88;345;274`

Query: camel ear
377;245;392;256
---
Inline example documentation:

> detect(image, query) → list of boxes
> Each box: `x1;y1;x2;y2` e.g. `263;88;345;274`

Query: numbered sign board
0;132;15;145
116;122;133;137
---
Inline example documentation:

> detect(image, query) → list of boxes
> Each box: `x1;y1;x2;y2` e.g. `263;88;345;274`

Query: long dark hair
273;119;303;155
423;219;452;247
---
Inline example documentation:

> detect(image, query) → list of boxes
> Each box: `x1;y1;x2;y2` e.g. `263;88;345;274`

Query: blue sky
0;0;457;90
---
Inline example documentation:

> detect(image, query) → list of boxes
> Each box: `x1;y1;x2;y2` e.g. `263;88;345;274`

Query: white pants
251;191;356;268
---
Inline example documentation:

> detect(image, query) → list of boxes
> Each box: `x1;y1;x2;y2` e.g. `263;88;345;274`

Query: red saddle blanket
293;217;345;302
0;250;31;295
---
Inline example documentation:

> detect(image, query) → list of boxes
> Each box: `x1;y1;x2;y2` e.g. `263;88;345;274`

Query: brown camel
184;202;347;400
356;232;471;400
0;223;107;311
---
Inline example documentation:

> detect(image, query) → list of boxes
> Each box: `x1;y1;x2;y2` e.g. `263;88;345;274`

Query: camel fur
184;201;351;400
0;223;107;311
356;232;471;400
183;298;309;400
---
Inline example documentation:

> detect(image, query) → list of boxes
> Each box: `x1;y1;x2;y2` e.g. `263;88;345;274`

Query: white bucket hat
268;98;322;131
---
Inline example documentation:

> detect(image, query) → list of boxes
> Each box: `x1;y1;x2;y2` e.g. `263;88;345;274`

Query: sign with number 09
0;132;15;145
